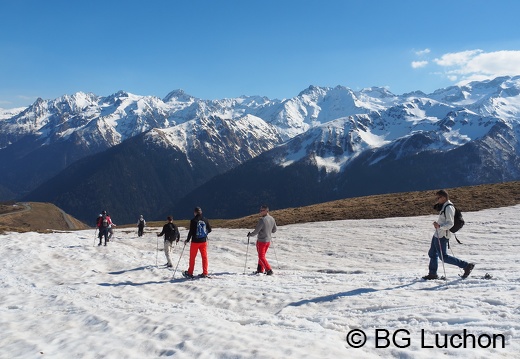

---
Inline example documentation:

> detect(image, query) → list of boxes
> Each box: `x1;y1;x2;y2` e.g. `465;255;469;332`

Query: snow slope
1;205;519;358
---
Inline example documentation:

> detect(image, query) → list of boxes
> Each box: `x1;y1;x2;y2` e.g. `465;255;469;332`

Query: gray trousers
164;240;174;266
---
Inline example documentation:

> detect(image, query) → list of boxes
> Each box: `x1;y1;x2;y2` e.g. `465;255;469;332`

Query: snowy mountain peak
163;89;196;103
297;85;330;98
3;76;520;221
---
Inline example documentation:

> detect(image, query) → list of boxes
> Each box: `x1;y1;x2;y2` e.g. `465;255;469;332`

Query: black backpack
442;203;465;243
98;214;109;228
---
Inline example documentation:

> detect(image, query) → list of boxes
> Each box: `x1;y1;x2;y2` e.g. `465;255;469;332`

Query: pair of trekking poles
436;229;464;280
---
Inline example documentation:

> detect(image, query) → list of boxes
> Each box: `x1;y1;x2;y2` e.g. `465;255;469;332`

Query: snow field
1;205;519;358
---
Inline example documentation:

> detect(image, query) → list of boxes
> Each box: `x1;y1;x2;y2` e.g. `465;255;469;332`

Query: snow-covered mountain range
2;76;520;222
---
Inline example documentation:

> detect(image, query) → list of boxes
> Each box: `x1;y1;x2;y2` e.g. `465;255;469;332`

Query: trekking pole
173;242;187;278
93;228;98;247
436;229;447;280
448;242;465;276
271;236;280;269
243;234;250;274
156;235;159;268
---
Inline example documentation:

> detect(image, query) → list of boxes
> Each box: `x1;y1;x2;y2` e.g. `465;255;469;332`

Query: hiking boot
98;242;102;246
166;263;173;268
182;271;194;279
266;269;273;276
422;274;438;280
199;273;209;278
253;264;264;275
462;263;475;278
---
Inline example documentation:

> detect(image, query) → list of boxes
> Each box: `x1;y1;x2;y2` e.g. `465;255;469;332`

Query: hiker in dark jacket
183;207;212;278
422;190;475;280
157;216;180;267
137;215;146;237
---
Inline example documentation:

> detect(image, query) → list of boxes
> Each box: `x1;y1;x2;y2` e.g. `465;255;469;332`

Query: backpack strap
453;233;462;245
440;203;453;217
439;203;452;239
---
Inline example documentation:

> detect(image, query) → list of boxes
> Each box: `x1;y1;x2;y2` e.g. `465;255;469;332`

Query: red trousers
256;241;271;272
188;242;208;275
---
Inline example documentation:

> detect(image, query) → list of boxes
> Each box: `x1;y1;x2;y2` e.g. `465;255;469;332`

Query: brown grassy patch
2;181;519;233
221;181;520;229
0;202;89;234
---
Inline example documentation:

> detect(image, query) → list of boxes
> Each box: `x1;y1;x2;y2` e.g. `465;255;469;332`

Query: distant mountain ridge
1;75;519;222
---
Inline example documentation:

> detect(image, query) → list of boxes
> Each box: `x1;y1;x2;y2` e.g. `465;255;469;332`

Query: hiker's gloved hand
185;239;190;244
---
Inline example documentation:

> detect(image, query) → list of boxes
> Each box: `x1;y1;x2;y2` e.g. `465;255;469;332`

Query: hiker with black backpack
183;207;212;278
137;215;146;237
422;190;475;280
157;216;180;268
96;210;113;246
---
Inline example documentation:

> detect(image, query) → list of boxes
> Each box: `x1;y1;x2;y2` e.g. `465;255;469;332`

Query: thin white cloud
411;60;428;69
433;49;520;83
433;50;483;67
415;48;431;56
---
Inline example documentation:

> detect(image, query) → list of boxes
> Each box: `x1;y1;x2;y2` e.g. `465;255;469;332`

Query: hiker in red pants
183;207;212;278
248;205;277;275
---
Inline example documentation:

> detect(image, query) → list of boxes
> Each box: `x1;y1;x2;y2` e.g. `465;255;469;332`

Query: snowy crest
2;76;520;209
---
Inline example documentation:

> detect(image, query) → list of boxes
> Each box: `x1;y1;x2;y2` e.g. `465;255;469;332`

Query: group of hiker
95;190;475;280
95;210;116;246
95;205;278;278
155;205;277;278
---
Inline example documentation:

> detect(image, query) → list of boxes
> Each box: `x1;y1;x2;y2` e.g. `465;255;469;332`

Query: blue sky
1;0;520;108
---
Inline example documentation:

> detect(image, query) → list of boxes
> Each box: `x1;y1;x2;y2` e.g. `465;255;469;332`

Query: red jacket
97;215;113;229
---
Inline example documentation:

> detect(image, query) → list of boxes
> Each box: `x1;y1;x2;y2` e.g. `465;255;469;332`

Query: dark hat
194;207;202;213
167;216;173;221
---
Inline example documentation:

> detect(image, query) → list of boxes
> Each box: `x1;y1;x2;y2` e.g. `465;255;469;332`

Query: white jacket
435;200;454;239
